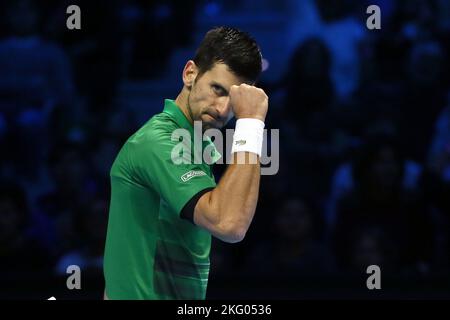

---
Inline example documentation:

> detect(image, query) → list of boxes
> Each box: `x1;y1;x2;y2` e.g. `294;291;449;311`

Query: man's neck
175;88;194;125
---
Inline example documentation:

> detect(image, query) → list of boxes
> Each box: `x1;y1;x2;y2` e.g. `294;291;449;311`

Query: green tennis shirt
104;99;220;300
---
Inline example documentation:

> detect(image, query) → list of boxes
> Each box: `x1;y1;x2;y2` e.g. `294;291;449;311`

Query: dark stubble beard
187;89;212;132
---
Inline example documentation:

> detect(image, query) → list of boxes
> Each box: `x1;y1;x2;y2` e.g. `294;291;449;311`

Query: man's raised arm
193;84;268;243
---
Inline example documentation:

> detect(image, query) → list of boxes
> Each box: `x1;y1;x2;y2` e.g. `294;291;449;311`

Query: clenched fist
229;84;268;122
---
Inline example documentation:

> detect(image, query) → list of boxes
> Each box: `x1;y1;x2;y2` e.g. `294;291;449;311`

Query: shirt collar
163;99;193;133
163;99;221;164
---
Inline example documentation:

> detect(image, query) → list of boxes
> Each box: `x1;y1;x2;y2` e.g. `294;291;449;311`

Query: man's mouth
205;113;220;122
203;114;223;128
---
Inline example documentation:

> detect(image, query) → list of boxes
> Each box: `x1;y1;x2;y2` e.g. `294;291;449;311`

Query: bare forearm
215;152;260;229
195;152;261;242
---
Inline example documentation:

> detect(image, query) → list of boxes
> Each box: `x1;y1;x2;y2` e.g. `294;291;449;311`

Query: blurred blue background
1;0;450;299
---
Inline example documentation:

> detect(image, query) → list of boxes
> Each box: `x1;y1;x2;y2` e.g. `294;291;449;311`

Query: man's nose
215;96;231;120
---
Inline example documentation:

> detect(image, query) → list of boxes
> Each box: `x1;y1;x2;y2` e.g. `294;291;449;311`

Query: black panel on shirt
180;187;215;224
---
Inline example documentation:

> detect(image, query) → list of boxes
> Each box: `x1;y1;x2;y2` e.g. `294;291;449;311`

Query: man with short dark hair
104;27;268;299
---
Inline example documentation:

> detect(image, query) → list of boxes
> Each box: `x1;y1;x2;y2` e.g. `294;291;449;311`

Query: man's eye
212;85;224;95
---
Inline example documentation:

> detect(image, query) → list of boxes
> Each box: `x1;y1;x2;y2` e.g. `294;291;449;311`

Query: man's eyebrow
211;81;229;95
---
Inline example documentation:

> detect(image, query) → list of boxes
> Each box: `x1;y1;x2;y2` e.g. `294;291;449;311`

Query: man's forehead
204;62;247;86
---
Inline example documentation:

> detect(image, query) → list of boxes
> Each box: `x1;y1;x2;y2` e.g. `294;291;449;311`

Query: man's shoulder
123;111;180;157
111;112;177;173
132;112;178;139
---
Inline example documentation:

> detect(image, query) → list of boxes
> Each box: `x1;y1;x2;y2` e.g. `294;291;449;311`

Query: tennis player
103;27;268;299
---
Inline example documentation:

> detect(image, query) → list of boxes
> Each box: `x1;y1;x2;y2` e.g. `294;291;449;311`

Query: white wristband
231;118;265;157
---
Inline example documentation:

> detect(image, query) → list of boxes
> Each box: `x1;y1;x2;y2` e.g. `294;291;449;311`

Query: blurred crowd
0;0;449;297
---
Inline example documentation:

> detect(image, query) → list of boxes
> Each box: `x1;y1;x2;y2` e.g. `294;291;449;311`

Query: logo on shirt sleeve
181;170;207;182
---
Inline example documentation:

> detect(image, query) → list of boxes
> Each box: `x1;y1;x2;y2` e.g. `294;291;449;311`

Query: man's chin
200;116;223;130
202;122;222;131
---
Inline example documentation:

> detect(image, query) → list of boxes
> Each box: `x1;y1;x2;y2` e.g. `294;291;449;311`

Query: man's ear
182;60;199;89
